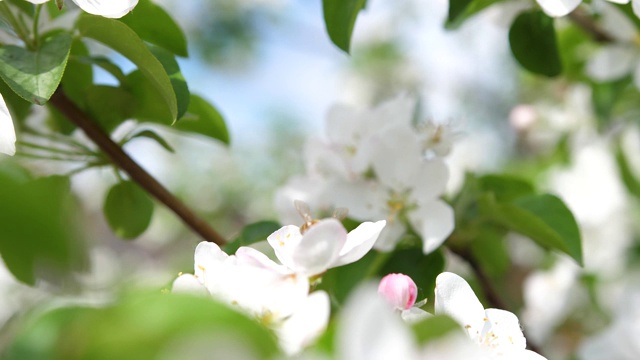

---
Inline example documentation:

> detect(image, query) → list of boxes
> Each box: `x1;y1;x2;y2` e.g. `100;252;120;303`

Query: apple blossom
378;273;430;323
26;0;138;19
267;217;386;277
172;241;330;355
0;94;15;156
435;272;547;359
535;0;639;18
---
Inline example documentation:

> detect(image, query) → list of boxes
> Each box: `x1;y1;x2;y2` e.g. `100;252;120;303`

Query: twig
568;8;615;43
50;88;227;246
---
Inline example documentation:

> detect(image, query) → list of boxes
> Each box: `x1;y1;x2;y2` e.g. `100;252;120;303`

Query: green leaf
477;174;535;203
591;77;631;130
75;55;128;85
103;181;154;239
0;33;72;104
446;0;505;29
5;292;279;359
0;78;32;123
85;85;135;132
411;315;461;346
173;94;230;145
480;194;583;265
508;10;562;77
0;171;86;285
149;46;189;119
615;143;640;199
224;220;281;254
322;0;366;53
61;38;93;109
76;14;177;120
120;0;188;57
469;230;510;276
378;248;445;302
125;129;175;153
317;251;380;307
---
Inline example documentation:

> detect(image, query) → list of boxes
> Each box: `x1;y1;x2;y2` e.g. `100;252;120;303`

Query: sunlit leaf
173;94;230;145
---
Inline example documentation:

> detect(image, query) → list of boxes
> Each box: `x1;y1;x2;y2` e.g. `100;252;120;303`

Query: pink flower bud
378;273;418;310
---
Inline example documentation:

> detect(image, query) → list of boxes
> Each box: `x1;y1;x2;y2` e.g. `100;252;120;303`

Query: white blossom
0;94;15;156
26;0;138;19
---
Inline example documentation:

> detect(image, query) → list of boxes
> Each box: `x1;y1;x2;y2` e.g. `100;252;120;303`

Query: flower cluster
368;272;547;359
173;217;385;354
275;95;456;254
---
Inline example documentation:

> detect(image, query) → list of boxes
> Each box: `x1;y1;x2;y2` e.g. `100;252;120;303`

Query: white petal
172;274;208;296
434;272;486;338
276;291;330;355
194;241;228;282
634;0;640;20
586;45;637;82
410;158;449;201
633;61;640;91
401;307;431;323
235;246;291;275
408;199;454;254
365;94;416;132
483;308;527;350
267;225;303;271
368;124;422;191
0;94;16;156
72;0;138;18
291;218;347;275
338;283;418;360
274;175;328;226
600;2;636;41
304;138;350;179
372;220;406;252
327;179;387;220
325;103;361;146
333;220;386;267
608;0;630;4
536;0;581;17
25;0;50;3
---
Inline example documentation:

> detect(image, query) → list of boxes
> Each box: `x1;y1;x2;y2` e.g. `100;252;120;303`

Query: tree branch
50;88;227;246
569;8;615;43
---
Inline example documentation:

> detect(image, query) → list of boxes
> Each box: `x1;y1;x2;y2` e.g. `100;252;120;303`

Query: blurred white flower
267;218;386;277
26;0;138;18
435;272;547;359
0;94;15;156
378;273;430;323
172;242;330;355
536;0;637;18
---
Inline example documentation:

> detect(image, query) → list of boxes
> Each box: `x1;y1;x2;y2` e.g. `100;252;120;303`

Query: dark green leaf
125;129;175;153
5;292;279;359
469;230;510;276
480;194;582;265
76;14;177;120
0;172;86;285
615;143;640;199
322;0;366;53
224;220;281;254
317;251;380;307
149;46;189;119
120;0;188;57
173;94;230;144
61;38;92;111
411;315;461;345
446;0;506;29
126;70;172;124
509;10;562;77
85;85;135;132
103;181;154;239
0;79;31;123
0;33;72;104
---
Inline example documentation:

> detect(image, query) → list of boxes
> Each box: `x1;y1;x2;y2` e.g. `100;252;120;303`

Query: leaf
224;220;281;254
149;46;189;119
477;174;535;202
615;143;640;199
120;0;188;57
411;315;461;346
61;38;93;109
591;77;631;130
469;230;510;276
0;172;87;285
378;248;445;302
103;181;154;239
85;85;135;132
322;0;366;53
173;94;230;145
125;129;175;153
75;55;128;84
5;292;279;359
76;14;177;120
0;33;72;104
446;0;505;29
480;194;583;265
316;251;380;307
508;10;562;77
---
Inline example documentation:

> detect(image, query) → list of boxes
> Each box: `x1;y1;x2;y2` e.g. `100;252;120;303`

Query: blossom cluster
275;95;457;254
173;217;385;354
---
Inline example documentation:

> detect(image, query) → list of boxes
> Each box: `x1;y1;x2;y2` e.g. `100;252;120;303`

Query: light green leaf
508;10;562;77
120;0;188;57
173;94;230;145
615;143;640;199
0;171;87;285
0;33;72;104
76;14;177;120
411;315;461;346
322;0;366;53
149;46;189;119
477;174;535;203
103;181;154;240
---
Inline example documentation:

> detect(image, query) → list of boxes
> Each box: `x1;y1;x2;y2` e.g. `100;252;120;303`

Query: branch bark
50;88;226;246
569;8;615;43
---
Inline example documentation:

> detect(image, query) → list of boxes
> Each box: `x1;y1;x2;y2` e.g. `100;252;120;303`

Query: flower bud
378;273;418;310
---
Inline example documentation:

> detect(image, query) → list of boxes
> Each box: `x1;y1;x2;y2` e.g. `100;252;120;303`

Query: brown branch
50;88;226;246
568;8;615;43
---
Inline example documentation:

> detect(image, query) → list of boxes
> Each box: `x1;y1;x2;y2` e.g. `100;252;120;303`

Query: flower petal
267;225;303;270
291;218;347;275
368;124;422;191
434;272;486;338
276;290;330;355
373;220;406;252
194;241;228;281
172;274;208;296
0;94;16;156
72;0;138;18
400;307;431;324
333;220;386;267
586;45;637;82
235;246;291;275
536;0;581;17
378;273;418;310
408;199;454;254
483;308;527;350
410;158;449;201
